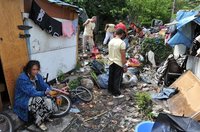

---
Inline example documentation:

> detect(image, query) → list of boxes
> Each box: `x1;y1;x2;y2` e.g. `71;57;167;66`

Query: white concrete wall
25;18;77;81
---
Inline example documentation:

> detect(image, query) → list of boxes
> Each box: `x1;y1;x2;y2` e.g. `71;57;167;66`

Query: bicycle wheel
76;86;93;102
51;94;72;118
0;113;14;132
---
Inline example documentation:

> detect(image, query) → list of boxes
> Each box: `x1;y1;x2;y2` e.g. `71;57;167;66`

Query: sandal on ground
38;123;48;131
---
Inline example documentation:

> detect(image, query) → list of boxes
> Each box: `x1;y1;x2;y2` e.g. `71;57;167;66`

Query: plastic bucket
135;121;154;132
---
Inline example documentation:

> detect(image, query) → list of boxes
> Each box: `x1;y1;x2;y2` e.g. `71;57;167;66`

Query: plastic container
135;121;154;132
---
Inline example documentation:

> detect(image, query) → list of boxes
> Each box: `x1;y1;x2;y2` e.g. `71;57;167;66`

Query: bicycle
0;112;14;132
50;83;93;118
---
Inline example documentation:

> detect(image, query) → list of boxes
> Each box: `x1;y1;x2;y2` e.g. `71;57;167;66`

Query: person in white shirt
108;29;127;98
82;16;96;53
103;24;115;45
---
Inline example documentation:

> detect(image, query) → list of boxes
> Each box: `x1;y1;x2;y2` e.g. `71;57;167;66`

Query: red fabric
129;58;140;64
115;23;127;32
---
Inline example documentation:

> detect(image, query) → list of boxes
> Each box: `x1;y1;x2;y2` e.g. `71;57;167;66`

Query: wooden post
0;83;5;112
171;0;176;19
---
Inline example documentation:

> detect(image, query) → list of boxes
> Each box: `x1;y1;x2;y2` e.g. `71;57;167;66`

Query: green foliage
90;71;98;81
57;70;66;82
135;92;153;119
68;77;82;90
65;0;128;19
175;0;200;12
64;0;199;28
141;38;173;64
127;0;172;24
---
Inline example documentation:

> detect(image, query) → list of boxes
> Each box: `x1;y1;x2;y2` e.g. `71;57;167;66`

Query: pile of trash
65;10;200;132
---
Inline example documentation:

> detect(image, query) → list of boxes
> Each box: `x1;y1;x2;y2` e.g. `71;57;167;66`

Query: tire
76;86;93;102
51;95;72;118
0;112;14;132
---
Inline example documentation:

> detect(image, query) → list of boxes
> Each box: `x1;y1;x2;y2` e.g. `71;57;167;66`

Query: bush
135;92;153;119
68;77;82;90
57;70;66;82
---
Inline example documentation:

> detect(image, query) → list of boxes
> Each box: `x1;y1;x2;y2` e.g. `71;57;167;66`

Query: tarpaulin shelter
168;11;200;48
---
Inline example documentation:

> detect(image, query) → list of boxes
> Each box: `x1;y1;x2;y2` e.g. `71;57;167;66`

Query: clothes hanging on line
72;18;78;35
29;0;62;37
47;17;62;37
62;20;74;37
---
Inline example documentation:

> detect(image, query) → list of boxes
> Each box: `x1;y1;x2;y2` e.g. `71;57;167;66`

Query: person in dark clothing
108;29;127;98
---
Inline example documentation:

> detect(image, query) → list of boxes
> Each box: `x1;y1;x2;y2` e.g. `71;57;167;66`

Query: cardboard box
168;70;200;120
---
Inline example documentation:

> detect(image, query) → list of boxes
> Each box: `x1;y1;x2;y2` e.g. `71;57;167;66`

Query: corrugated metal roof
48;0;79;9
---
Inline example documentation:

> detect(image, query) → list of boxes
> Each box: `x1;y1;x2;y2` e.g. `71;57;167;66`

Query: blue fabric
169;11;200;48
123;38;129;49
177;15;197;29
14;72;50;122
176;11;199;21
168;31;192;47
152;87;176;100
97;73;109;89
72;18;78;35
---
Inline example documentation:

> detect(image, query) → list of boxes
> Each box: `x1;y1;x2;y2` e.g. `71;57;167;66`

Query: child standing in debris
108;29;127;98
82;16;97;54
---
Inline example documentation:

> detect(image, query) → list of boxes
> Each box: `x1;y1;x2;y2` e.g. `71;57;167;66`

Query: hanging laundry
47;17;62;37
29;0;50;30
29;0;62;37
72;19;78;35
62;20;74;37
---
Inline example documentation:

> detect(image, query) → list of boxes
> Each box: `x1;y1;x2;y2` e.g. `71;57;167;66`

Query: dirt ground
66;81;165;132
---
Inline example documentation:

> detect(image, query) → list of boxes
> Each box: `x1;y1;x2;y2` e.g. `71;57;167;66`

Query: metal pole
172;0;176;18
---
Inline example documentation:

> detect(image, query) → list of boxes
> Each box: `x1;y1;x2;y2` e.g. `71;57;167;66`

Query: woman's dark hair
23;60;40;74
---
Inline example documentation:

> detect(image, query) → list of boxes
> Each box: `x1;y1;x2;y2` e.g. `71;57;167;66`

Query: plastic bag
123;72;138;86
97;73;109;89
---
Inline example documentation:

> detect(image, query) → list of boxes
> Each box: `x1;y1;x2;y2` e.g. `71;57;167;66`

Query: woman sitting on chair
14;60;56;131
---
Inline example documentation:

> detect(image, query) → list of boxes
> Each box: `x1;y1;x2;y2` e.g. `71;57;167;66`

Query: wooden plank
0;94;2;112
0;0;29;106
35;0;77;20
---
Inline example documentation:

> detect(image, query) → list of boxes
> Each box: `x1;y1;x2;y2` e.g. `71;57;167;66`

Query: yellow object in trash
49;90;58;97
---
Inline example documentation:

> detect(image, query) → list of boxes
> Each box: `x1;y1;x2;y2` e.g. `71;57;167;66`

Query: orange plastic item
56;97;62;106
49;90;58;97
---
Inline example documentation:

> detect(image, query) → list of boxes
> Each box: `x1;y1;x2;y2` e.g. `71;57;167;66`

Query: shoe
113;95;124;99
38;123;48;131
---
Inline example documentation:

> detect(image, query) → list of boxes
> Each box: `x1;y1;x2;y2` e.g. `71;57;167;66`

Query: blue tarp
168;11;200;48
176;10;198;21
177;15;197;29
168;31;192;47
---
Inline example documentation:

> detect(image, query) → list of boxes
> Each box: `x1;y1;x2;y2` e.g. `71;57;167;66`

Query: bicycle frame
52;87;88;97
51;87;69;95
